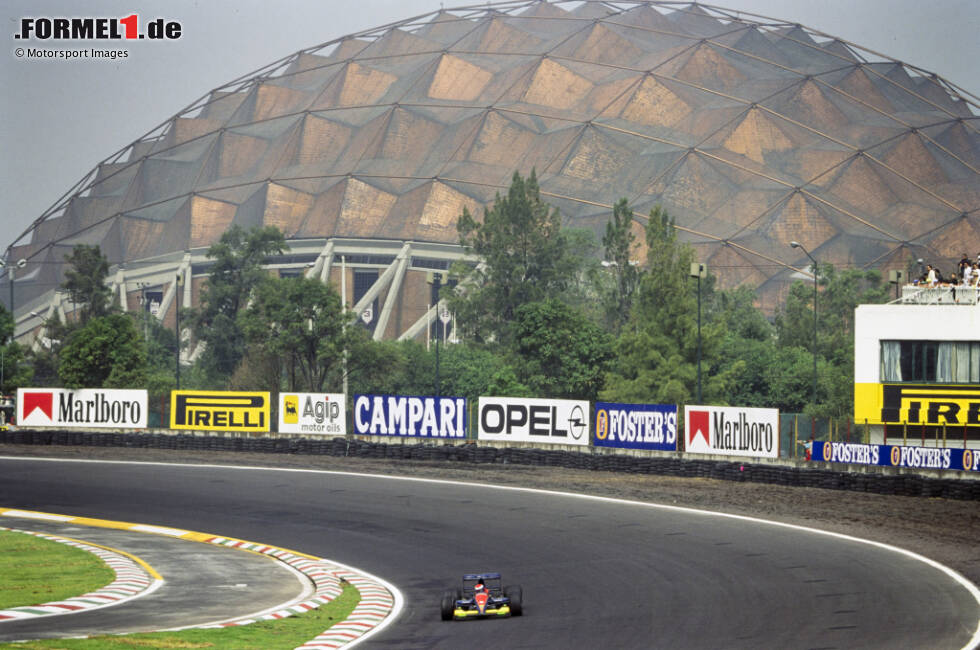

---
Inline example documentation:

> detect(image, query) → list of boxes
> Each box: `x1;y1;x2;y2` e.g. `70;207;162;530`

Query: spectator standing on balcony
926;265;938;286
959;253;971;277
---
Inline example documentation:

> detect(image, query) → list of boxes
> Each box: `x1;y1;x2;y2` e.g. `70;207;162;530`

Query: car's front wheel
440;591;456;621
504;585;523;616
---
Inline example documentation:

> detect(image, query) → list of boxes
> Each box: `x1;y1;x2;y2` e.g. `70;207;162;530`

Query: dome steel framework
5;0;979;346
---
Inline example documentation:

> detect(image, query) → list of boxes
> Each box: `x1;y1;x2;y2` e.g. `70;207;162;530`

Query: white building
854;285;980;448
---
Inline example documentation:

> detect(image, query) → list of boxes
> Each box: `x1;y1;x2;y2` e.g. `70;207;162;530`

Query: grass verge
1;582;360;649
0;529;115;609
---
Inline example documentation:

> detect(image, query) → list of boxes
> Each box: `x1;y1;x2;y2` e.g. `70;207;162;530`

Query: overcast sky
2;0;978;258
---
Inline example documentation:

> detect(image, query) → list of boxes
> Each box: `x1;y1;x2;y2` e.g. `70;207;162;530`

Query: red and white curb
0;508;402;647
297;572;396;649
197;537;399;647
0;526;163;621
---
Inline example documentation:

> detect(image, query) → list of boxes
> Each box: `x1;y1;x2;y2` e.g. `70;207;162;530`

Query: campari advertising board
353;394;467;438
685;405;779;458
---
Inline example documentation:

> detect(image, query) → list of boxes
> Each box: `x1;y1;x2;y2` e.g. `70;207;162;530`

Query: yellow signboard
170;390;270;432
855;383;980;427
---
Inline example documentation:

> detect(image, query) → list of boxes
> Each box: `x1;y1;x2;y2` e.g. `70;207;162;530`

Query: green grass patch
1;582;361;649
0;529;115;609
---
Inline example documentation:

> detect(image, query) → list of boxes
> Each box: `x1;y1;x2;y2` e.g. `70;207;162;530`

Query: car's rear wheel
504;585;523;616
440;591;456;621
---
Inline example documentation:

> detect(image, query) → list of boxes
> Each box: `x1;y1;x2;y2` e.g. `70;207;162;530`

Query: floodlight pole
790;241;818;409
689;263;706;403
5;259;26;342
175;272;183;390
432;273;443;398
341;255;348;401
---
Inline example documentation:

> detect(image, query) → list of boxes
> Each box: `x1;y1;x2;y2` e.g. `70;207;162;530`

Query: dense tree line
3;171;888;419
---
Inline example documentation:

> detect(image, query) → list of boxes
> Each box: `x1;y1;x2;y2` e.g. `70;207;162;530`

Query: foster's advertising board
18;388;148;428
685;405;779;458
594;402;677;451
814;440;980;472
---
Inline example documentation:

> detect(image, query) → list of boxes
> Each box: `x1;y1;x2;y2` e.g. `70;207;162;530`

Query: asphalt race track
1;456;977;649
0;519;307;641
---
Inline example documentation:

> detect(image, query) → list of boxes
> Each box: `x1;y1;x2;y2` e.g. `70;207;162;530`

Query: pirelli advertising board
855;383;980;427
170;391;270;432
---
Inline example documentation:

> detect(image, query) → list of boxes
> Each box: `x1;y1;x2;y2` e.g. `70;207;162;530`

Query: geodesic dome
6;0;979;339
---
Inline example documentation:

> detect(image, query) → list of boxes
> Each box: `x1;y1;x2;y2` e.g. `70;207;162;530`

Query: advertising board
814;440;980;473
594;402;677;451
855;383;980;427
353;394;466;438
279;392;346;435
478;396;589;446
17;388;148;428
685;404;779;458
170;390;270;432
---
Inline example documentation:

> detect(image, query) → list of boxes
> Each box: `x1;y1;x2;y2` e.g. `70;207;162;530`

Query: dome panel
9;0;978;327
190;196;236;248
428;54;493;101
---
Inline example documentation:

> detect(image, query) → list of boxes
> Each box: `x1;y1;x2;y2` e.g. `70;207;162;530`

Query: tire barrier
3;429;979;501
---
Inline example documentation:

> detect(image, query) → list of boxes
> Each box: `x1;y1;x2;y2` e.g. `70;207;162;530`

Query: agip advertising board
170;390;270;432
478;396;590;446
18;388;148;428
685;405;779;458
594;402;677;451
353;394;467;438
279;393;346;435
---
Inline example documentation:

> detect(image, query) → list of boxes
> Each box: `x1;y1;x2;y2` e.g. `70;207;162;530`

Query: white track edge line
0;454;976;649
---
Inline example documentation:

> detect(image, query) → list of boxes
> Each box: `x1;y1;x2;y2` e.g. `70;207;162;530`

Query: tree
775;265;889;417
0;304;30;393
452;170;576;345
600;198;642;332
240;276;357;392
58;313;146;388
62;244;112;323
192;225;287;383
601;206;737;405
511;299;612;400
139;313;179;399
711;286;777;408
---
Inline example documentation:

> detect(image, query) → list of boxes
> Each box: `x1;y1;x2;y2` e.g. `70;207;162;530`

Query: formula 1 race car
440;573;523;621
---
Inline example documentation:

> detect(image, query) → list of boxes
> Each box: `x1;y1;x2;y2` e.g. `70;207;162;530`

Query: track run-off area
1;456;978;649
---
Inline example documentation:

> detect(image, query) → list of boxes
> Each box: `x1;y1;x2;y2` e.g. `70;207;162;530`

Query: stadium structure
4;0;978;353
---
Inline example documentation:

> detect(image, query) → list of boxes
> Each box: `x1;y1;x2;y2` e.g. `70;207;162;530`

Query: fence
780;414;872;459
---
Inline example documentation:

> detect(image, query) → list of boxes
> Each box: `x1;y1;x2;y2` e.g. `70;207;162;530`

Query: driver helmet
474;581;485;592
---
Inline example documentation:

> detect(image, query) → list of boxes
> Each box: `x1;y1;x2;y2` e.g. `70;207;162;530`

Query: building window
354;269;379;331
881;340;980;383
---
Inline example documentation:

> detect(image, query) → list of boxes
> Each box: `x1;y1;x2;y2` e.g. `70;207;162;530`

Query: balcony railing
896;285;980;305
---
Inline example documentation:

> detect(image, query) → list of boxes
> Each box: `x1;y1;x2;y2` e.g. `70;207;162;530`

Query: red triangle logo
22;392;54;421
688;409;710;447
